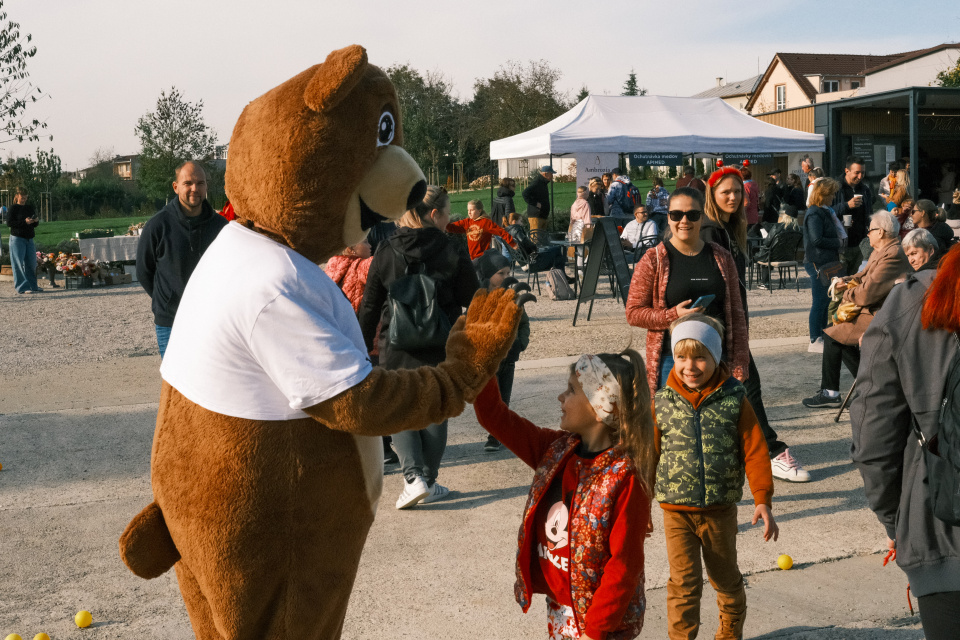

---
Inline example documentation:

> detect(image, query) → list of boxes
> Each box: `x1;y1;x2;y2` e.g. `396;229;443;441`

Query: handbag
835;300;862;323
815;261;844;286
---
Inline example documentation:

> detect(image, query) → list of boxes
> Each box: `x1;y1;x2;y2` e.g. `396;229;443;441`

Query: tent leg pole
549;153;554;234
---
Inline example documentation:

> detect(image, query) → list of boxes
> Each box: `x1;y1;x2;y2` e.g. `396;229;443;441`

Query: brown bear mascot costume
119;45;521;639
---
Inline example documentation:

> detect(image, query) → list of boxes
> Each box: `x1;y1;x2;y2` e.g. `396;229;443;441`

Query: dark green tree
386;65;460;183
472;60;569;142
622;69;647;97
135;87;217;201
0;1;49;143
575;85;590;103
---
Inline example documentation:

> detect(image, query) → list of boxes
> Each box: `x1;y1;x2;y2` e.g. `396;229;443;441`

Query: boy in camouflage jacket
653;314;778;640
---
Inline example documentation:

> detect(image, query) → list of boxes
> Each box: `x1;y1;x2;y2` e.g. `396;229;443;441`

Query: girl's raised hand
752;504;779;542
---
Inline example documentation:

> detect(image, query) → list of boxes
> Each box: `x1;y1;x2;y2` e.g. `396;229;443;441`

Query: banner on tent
574;153;619;187
629;152;682;166
721;153;774;165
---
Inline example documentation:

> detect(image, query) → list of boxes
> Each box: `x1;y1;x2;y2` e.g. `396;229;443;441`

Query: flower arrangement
55;252;101;277
127;221;146;235
36;251;55;266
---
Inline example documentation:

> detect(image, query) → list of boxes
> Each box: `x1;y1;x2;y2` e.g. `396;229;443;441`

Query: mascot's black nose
407;180;427;211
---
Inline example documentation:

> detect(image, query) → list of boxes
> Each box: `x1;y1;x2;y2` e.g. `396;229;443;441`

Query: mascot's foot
120;501;181;579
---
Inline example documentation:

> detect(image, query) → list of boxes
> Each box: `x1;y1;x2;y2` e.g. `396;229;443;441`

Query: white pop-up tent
489;95;824;159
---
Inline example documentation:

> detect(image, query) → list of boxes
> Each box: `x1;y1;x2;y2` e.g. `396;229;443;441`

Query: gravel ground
0;270;812;369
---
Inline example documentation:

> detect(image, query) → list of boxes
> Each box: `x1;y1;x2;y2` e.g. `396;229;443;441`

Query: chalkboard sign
572;217;633;326
852;135;874;173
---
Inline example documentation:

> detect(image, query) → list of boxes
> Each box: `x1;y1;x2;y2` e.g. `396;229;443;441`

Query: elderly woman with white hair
902;228;939;274
803;210;911;408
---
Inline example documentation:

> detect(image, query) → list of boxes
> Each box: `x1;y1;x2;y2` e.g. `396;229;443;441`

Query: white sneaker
395;476;430;509
421;482;450;504
771;449;811;482
808;337;824;353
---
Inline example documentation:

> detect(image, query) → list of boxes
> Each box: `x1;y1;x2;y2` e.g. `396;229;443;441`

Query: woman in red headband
702;164;811;483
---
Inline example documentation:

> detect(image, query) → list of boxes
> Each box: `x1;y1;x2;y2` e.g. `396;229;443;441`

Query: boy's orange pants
662;504;747;640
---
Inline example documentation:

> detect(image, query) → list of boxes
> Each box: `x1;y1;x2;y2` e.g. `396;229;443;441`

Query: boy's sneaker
395;476;430;510
484;436;502;452
802;389;841;408
771;449;811;482
421;482;450;504
808;337;824;353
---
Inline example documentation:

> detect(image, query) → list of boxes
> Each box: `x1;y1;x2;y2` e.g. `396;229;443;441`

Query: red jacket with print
625;241;748;398
474;379;649;640
446;216;516;260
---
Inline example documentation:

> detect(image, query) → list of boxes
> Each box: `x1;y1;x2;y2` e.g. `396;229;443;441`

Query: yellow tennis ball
777;554;793;570
75;609;93;628
34;634;50;640
5;634;23;640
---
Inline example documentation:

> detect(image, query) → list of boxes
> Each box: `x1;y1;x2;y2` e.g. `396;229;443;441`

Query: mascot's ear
304;44;369;112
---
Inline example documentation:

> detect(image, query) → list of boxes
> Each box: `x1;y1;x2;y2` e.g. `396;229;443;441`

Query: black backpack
916;332;960;526
385;245;451;351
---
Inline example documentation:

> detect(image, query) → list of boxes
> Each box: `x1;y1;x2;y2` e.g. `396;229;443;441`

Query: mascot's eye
377;111;395;147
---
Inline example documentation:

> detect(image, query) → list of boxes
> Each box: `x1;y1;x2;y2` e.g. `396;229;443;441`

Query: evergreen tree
622;69;647;96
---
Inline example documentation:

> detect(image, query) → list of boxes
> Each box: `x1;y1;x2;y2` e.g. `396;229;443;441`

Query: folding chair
753;230;803;292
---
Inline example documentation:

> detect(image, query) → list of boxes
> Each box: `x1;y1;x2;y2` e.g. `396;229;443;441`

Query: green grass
32;216;151;252
447;178;677;219
27;178;678;250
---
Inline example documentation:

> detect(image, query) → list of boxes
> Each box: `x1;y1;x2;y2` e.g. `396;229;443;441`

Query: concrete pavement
0;336;925;638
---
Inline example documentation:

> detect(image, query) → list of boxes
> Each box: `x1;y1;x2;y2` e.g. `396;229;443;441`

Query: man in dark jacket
521;165;553;244
833;156;873;275
137;161;227;358
762;169;785;223
851;267;960;635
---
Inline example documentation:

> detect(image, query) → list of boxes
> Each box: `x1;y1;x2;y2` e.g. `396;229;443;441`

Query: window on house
851;81;861;90
823;80;839;93
775;85;786;110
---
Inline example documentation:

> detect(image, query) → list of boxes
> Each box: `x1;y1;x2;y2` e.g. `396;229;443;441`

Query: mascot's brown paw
119;502;181;579
444;288;521;400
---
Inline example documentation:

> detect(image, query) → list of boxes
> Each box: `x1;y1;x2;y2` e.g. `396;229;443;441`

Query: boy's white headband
575;354;621;426
671;321;722;365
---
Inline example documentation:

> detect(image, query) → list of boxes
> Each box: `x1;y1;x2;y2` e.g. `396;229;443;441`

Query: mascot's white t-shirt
160;222;372;420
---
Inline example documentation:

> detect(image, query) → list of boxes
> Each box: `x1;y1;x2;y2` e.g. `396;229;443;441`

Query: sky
8;0;960;170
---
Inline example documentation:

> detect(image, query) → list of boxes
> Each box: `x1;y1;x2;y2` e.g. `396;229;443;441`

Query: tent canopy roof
489;95;824;160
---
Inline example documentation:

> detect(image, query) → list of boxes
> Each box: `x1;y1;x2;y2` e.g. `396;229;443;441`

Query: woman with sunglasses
704;165;811;482
626;186;749;396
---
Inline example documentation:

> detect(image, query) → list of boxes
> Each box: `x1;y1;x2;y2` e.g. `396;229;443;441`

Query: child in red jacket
447;199;517;260
474;350;655;639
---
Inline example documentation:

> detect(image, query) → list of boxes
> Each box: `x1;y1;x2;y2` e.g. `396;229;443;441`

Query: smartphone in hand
691;294;716;309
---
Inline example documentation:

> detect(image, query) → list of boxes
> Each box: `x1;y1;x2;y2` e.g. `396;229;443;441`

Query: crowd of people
10;152;960;639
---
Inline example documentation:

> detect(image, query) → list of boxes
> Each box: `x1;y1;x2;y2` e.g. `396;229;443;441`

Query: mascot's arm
305;288;520;435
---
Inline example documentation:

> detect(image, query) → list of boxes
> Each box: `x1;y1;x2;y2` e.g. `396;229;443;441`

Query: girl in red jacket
323;238;372;313
474;350;655;640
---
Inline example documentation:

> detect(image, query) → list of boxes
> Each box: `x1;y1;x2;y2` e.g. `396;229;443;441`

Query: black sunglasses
668;209;702;222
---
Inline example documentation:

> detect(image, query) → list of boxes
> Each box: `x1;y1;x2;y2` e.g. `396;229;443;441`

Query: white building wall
864;49;960;94
751;61;815;113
